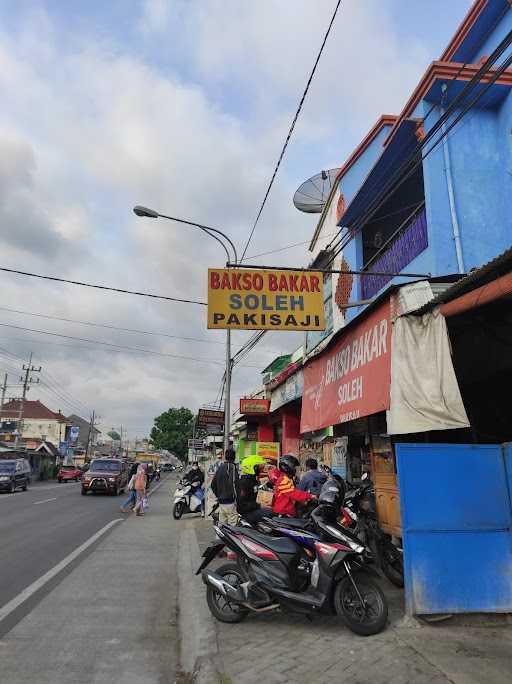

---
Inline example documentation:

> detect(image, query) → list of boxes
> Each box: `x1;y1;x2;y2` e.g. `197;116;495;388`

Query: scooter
341;474;404;588
198;497;388;636
172;479;204;519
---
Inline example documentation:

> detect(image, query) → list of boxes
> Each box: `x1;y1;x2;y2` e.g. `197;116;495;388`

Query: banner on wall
300;299;391;433
270;369;304;412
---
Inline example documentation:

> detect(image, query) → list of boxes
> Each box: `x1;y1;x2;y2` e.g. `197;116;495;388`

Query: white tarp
387;309;470;434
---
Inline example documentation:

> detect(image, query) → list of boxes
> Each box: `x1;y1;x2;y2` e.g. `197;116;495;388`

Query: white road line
33;497;57;505
0;518;123;624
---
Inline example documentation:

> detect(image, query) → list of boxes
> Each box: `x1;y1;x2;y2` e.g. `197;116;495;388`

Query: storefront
301;296;400;534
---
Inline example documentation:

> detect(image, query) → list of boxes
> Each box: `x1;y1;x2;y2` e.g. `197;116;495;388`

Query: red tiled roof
0;400;67;422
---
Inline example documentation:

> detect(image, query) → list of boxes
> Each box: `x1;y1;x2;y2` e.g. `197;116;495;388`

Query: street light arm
158;213;238;264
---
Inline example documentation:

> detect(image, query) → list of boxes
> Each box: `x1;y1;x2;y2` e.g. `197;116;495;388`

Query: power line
0;323;262;368
0;346;91;415
240;0;342;260
0;266;207;306
242;231;339;261
0;305;223;345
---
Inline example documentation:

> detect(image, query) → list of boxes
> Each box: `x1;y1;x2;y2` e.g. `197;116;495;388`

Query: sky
0;0;472;438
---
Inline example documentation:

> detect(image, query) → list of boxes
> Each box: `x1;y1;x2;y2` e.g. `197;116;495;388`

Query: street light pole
133;205;237;456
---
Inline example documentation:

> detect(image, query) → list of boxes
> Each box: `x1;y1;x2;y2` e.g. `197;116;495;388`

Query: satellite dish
293;168;340;214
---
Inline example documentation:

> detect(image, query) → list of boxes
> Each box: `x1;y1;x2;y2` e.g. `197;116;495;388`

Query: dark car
58;465;82;483
81;458;128;496
0;458;32;493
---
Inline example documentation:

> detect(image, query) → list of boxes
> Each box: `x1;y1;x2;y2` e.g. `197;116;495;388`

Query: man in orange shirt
268;455;315;517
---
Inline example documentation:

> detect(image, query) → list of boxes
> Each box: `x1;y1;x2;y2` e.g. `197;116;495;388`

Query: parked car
0;458;32;493
58;465;82;483
81;458;128;496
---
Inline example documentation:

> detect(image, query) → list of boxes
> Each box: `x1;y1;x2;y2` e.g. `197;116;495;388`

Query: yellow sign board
256;441;280;462
207;268;325;331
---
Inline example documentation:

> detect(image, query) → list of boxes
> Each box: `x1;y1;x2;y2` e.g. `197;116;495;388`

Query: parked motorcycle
341;474;404;588
172;479;204;519
197;479;388;636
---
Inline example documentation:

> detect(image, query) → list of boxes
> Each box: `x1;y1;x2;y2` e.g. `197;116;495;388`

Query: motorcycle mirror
361;472;368;481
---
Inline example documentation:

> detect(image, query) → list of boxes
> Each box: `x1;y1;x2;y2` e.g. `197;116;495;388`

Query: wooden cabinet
370;436;402;538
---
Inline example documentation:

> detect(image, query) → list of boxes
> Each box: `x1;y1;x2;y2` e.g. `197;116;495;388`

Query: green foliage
107;430;121;441
150;407;195;460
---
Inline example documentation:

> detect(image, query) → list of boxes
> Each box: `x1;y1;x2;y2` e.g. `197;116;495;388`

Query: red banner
300;300;391;433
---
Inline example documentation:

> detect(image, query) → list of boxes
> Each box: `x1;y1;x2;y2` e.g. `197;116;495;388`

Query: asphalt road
0;475;174;633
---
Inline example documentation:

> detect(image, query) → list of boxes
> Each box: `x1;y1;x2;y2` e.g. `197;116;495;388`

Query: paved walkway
0;480;180;684
189;517;512;684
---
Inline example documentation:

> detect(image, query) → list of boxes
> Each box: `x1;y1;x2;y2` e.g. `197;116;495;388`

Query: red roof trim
384;60;512;146
440;0;488;61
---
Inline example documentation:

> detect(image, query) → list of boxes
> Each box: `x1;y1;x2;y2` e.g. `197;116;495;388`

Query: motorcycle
197;481;388;636
341;474;404;588
172;479;204;519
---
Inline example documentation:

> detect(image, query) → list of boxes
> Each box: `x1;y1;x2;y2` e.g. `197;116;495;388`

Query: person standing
297;458;327;496
268;455;315;517
134;464;147;516
225;440;236;462
120;470;137;513
211;450;238;525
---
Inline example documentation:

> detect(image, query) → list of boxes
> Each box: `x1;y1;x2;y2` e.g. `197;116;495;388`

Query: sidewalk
186;516;512;684
0;480;180;684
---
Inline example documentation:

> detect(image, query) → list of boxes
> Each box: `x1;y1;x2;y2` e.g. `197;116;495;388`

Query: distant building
0;399;70;444
67;414;101;450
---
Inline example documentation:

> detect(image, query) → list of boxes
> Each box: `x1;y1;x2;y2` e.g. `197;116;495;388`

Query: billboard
207;268;325;331
197;408;225;428
300;299;391;432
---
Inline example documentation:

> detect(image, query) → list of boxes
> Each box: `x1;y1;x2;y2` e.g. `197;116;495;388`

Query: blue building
306;0;512;329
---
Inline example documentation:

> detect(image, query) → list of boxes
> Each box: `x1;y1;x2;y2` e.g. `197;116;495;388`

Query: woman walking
134;464;147;516
120;469;137;513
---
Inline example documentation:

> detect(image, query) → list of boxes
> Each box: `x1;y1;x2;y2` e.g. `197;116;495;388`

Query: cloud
0;1;454;436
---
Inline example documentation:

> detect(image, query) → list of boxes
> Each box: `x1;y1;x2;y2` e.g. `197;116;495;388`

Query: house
0;399;70;444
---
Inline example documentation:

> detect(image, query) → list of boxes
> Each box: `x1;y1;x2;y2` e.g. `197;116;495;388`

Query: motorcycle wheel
173;501;184;520
334;572;388;636
381;543;404;588
205;562;249;624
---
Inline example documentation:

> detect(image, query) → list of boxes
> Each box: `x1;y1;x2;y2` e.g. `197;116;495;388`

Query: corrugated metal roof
416;246;512;314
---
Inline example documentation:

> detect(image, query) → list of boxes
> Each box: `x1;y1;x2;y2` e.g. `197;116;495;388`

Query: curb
177;521;223;683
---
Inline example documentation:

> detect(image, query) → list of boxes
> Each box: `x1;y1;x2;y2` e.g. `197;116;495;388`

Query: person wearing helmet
236;455;270;523
268;455;315;517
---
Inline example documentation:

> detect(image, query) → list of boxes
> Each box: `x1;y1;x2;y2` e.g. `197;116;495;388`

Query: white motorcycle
172;479;204;519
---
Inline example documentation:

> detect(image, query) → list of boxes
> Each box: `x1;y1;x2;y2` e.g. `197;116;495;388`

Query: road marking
0;518;123;624
33;497;57;505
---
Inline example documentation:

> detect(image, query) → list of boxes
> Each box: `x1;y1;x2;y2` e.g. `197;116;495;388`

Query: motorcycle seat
228;525;299;555
270;517;311;529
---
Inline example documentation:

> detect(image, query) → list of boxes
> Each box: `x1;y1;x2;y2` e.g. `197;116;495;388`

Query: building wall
471;5;512;64
21;419;63;443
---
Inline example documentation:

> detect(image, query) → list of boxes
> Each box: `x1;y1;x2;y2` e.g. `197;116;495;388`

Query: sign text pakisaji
208;268;325;331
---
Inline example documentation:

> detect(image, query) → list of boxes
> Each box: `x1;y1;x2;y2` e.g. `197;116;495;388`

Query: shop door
396;443;512;615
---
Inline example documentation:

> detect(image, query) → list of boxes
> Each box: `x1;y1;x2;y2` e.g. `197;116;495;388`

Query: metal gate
396;443;512;615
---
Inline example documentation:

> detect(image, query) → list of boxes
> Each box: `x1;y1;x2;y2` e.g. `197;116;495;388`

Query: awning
340;119;420;229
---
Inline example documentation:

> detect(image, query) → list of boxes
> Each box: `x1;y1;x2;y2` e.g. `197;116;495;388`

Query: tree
107;430;121;441
150;407;195;461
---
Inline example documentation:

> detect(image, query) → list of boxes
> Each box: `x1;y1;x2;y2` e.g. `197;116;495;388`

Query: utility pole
15;353;41;448
85;410;97;462
0;373;7;412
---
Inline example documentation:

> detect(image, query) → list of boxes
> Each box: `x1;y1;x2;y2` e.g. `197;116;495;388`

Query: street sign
188;439;205;449
207;268;325;331
197;408;225;427
69;426;80;443
240;398;270;414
